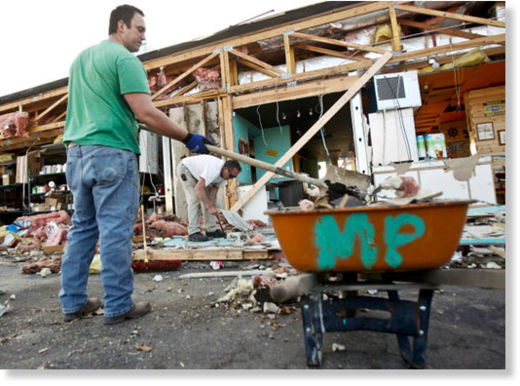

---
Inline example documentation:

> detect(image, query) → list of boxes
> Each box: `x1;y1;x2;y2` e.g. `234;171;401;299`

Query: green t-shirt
64;40;150;154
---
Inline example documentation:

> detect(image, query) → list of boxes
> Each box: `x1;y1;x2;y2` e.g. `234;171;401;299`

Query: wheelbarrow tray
266;200;471;273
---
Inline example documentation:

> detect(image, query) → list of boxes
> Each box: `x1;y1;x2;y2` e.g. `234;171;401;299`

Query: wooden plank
219;50;230;92
237;58;281;78
392;34;505;63
229;58;372;94
43;245;65;254
396;4;506;28
133;248;272;261
283;33;296;75
230;51;392;212
398;18;484;40
296;43;365;61
0;87;68;114
232;75;358;109
229;49;284;75
151;52;219;100
34;93;68;124
388;4;402;52
291;31;387;54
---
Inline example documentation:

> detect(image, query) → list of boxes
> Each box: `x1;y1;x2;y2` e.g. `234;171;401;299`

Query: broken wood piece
269;274;315;303
132;248;273;262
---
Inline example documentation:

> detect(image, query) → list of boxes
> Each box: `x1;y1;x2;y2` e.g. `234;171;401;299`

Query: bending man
178;155;241;242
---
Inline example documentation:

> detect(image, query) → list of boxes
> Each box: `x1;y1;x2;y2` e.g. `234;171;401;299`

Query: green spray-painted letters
314;213;425;270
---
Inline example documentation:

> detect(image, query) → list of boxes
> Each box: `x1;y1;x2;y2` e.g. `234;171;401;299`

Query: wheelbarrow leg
388;289;434;369
301;294;323;367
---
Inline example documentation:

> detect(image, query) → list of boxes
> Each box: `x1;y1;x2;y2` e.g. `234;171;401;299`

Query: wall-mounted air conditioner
372;70;421;111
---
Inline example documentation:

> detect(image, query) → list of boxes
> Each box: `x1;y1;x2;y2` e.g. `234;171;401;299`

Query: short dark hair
109;5;144;34
224;160;241;172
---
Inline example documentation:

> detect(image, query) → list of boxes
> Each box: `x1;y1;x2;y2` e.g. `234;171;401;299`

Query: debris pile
214;265;301;314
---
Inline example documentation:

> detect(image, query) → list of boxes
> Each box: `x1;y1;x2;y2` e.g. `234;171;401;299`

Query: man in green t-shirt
60;4;213;325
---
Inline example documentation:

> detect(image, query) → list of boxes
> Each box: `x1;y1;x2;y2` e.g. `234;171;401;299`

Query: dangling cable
256;87;268;146
317;94;330;158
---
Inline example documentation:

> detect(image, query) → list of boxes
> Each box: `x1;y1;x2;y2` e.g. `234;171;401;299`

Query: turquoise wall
232;114;293;184
253;125;293;182
232;115;255;185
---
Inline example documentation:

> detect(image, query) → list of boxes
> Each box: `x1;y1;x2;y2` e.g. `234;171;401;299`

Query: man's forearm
139;108;189;142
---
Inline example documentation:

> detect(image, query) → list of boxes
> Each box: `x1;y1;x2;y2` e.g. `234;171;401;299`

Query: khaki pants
177;163;217;235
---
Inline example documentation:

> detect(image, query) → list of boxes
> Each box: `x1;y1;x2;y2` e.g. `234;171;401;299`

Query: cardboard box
16;151;44;183
45;198;59;207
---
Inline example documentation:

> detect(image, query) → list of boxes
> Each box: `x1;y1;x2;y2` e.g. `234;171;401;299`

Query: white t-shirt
181;155;226;187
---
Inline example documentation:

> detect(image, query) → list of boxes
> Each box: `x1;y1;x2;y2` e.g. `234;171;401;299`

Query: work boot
103;301;151;325
206;229;226;239
188;232;209;242
63;297;102;322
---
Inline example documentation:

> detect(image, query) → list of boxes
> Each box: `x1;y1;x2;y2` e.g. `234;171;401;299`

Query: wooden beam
34;93;68;123
291;31;388;54
232;75;359;109
388;4;402;52
229;58;372;94
296;44;365;61
0;128;64;151
398;18;484;40
283;33;296;75
396;4;506;28
229;48;284;75
230;51;392;212
0;87;68;114
151;52;219;100
220;50;231;92
153;90;222;108
237;58;281;78
391;34;505;63
133;248;272;261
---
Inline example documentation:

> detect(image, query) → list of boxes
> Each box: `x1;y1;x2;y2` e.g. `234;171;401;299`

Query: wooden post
283;32;296;76
388;3;402;53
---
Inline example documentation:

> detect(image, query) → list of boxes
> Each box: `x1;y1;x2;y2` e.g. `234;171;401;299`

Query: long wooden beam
0;87;68;114
296;44;365;61
391;33;505;63
398;18;484;40
237;58;281;79
388;4;402;52
34;93;68;124
229;49;284;75
395;4;506;28
230;51;392;212
151;52;219;100
229;59;373;94
291;31;387;54
232;75;359;109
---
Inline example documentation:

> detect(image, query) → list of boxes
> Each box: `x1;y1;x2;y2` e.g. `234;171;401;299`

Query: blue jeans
59;145;139;317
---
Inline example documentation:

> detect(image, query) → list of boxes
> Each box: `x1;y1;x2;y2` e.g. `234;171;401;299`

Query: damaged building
0;1;506;253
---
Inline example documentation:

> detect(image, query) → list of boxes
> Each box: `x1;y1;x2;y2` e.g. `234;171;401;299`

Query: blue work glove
182;133;214;154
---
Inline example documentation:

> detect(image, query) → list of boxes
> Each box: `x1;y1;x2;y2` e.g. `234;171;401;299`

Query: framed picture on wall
498;130;506;145
476;122;495;141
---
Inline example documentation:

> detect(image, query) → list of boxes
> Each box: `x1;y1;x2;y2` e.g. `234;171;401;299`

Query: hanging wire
449;41;462;111
317;94;330;158
274;82;283;135
256;87;268;146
